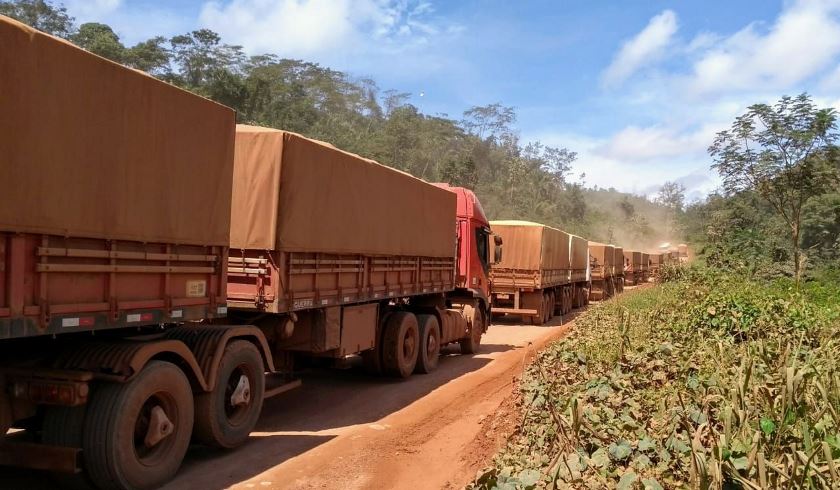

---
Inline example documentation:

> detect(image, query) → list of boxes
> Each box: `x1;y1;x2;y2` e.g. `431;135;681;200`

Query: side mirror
493;235;503;265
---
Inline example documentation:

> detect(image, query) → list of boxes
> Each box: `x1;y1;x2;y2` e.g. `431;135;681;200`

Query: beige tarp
624;251;642;267
0;16;235;246
614;247;624;274
489;221;570;271
231;125;456;257
588;242;616;271
569;235;588;270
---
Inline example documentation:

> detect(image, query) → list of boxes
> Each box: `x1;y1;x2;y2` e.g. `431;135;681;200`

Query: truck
487;222;587;325
648;252;665;278
588;242;616;300
0;17;499;490
641;252;651;281
623;250;642;285
678;243;690;263
226;125;498;380
613;246;625;293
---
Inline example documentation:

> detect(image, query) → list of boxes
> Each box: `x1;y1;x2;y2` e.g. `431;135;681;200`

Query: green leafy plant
471;266;840;489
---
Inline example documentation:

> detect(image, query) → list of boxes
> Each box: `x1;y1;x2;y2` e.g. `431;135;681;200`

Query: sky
63;0;840;201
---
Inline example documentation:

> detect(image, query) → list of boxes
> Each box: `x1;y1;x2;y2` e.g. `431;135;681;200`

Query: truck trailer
0;17;499;489
649;252;665;277
588;242;616;301
613;246;625;293
226;125;497;380
0;15;248;489
623;250;642;285
487;221;586;325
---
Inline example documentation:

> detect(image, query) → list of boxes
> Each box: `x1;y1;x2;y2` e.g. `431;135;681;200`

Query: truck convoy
0;15;687;489
486;222;588;325
0;16;496;490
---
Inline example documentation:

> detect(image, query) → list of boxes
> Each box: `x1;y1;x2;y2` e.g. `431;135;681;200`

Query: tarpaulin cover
0;16;236;246
489;221;570;271
626;251;642;267
569;235;588;270
614;247;624;274
641;252;650;270
230;125;456;257
588;242;616;272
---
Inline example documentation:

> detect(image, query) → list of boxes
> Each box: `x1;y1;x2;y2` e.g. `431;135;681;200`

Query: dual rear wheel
42;341;266;490
371;308;482;377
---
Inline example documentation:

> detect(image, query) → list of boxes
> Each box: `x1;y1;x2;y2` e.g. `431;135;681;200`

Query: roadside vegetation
473;265;840;489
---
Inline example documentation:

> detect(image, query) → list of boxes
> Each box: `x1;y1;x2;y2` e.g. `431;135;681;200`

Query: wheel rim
426;330;438;359
224;363;255;427
403;328;417;361
132;392;178;467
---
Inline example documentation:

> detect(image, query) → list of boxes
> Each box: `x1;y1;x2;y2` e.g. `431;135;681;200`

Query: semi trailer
487;222;587;325
649;252;664;277
0;17;499;490
641;252;651;282
588;242;616;300
613;246;625;293
624;250;642;285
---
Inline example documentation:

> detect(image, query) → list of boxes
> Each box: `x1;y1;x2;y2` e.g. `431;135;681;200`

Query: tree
72;22;125;62
656;181;685;212
0;0;73;38
126;36;171;76
709;93;839;282
461;103;516;141
618;196;635;220
169;29;244;89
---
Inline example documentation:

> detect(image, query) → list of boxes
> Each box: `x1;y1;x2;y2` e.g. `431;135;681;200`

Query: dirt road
0;313;579;490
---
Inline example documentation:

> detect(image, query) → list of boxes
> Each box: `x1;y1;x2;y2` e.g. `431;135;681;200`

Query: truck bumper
0;440;81;473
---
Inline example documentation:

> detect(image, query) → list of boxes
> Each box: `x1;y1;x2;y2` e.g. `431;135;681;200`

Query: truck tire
414;315;441;374
362;311;393;375
83;361;194;490
382;312;419;378
545;292;553;322
460;305;484;354
569;287;575;311
194;340;265;449
560;288;568;314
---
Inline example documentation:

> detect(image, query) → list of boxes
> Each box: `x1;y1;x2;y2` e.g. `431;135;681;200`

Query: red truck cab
432;185;499;304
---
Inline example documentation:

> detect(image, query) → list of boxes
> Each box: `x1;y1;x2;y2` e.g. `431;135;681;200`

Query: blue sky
65;0;840;201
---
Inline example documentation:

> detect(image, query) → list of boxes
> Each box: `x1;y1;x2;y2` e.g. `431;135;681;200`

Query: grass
471;265;840;489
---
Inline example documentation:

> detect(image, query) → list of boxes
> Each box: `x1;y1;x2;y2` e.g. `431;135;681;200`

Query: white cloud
578;0;840;200
198;0;452;57
528;130;721;200
594;123;725;162
601;10;678;88
685;0;840;95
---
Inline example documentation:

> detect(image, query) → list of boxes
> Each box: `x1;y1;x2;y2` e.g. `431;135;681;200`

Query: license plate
496;293;510;299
